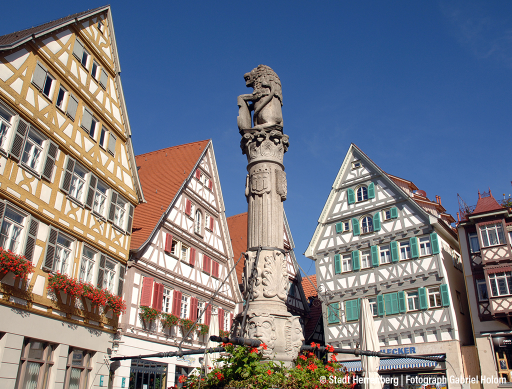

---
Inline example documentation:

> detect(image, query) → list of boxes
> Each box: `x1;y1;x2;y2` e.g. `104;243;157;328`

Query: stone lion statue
237;65;283;132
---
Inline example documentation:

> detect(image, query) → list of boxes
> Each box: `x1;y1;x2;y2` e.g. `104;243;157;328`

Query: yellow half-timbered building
0;6;144;389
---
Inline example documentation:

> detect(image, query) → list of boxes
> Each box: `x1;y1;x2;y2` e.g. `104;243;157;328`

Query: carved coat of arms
251;166;271;195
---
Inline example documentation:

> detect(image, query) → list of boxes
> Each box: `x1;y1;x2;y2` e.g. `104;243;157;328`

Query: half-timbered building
457;190;512;385
305;144;472;383
0;6;144;389
116;140;242;388
301;275;325;346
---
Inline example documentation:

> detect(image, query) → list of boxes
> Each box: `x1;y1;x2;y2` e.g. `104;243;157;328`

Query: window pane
22;362;41;389
68;367;81;389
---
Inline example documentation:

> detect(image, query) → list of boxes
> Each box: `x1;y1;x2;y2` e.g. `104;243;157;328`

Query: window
53;232;73;274
384;209;391;221
476;279;489;301
42;74;55;99
69;163;87;203
180;295;189;319
99;69;108;89
0;206;25;253
368;298;377;316
342;254;352;272
65;348;92;389
97;22;104;33
0;104;13;150
480;224;505;248
407;291;420;311
107;133;116;156
99;126;107;149
56;86;68;111
195;210;202;234
181;245;189;262
361;216;373;234
93;180;108;217
79;246;96;283
427;287;442;308
15;339;54;389
170;240;178;256
352;160;362;169
400;241;411;260
361;250;371;269
81;108;98;139
91;61;100;80
224;311;230;331
21;129;45;173
80;49;90;69
102;258;116;292
32;62;55;100
162;288;172;313
112;195;127;229
197;301;204;324
380;245;391;264
356;186;368;202
489;272;512;297
419;237;432;256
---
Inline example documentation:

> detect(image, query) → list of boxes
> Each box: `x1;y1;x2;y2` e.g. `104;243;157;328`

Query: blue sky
2;1;511;276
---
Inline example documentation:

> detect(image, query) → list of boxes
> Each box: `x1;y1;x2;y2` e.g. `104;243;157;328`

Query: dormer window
352;160;362;169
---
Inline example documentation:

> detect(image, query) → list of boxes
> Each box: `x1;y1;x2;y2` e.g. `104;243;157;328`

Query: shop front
491;335;512;382
129;359;168;389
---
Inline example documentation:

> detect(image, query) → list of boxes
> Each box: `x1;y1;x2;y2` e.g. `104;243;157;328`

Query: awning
339;355;444;372
486;266;512;274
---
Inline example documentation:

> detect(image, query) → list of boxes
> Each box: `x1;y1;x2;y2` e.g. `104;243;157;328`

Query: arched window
357;186;368;202
195;210;202;234
361;216;373;234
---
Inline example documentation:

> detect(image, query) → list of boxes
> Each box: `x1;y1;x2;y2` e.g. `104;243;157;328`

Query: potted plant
179;318;196;336
81;283;107;314
197;323;209;336
0;248;34;281
219;329;230;338
47;273;83;305
105;292;126;317
161;312;179;329
139;306;160;329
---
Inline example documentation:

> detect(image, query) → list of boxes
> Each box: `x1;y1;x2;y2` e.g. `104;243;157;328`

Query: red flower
178;375;187;383
330;354;338;362
310;342;317;348
267;370;272;375
326;365;334;372
297;365;303;370
250;348;258;353
307;363;318;371
260;342;268;350
299;354;307;360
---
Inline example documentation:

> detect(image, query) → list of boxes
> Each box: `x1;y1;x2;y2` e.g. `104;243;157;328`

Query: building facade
305;144;472;385
0;6;144;389
116;140;242;388
457;190;512;387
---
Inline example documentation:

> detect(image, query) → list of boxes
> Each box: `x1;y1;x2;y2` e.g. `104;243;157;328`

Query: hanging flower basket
179;318;196;334
161;312;179;328
0;248;34;281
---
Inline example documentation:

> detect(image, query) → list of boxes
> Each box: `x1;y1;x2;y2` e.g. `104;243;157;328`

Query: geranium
197;323;209;335
178;375;187;383
0;248;34;280
250;348;258;354
267;369;272;375
105;292;126;315
180;318;196;332
260;342;268;350
311;342;318;349
139;306;160;321
307;363;318;371
161;312;179;328
300;355;307;360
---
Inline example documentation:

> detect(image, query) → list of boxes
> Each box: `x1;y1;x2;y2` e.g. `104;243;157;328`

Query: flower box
0;249;34;281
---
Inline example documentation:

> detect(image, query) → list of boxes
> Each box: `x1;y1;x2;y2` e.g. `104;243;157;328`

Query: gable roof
301;275;324;343
302;274;317;299
131;140;210;251
0;6;109;50
226;212;247;284
473;191;503;215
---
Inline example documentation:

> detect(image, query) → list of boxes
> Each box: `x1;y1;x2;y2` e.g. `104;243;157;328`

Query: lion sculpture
237;65;283;132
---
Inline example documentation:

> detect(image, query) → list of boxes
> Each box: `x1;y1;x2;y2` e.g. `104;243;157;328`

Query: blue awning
339;355;444;372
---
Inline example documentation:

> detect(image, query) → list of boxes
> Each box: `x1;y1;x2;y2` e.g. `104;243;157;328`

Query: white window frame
79;245;96;283
163;288;172;313
91;61;100;80
205;213;211;231
197;301;204;324
361;216;373;234
407;291;419;311
0;205;26;254
93;180;108;218
69;163;88;204
356;186;368;202
80;48;90;69
170;240;179;257
21;128;46;174
56;85;68;112
361;250;371;269
180;295;189;319
489;272;512;297
42;73;55;100
97;22;104;34
383;208;392;221
112;195;127;230
400;241;411;260
195;210;202;235
52;232;74;275
224;311;229;331
181;244;189;263
103;258;117;293
380;245;391;264
427;287;442;308
419;236;432;256
368;298;377;316
341;254;352;272
99;126;107;149
480;224;505;248
476;279;488;301
0;103;14;152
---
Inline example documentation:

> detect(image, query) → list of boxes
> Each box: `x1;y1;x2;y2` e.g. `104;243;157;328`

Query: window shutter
72;39;84;60
390;241;399;263
32;62;47;90
60;156;75;194
43;228;58;270
345;301;353;322
440;284;450;307
0;202;5;234
23;216;39;263
107;133;116;156
390;207;398;219
172;290;182;316
398;291;406;313
209;217;214;231
410;237;419;258
218;308;224;331
117;266;125;297
430;232;440;255
205;304;212;326
66;94;78;120
195;169;200;179
334;254;341;274
352;218;360;236
190;297;198;321
368;182;375;199
230;313;233;328
352;250;360;271
99;69;108;89
152;282;161;309
41;141;58;181
81;109;93;132
335;222;343;233
212;261;219;278
377;295;385;316
10;118;29;161
204;255;211;274
418;287;428;310
328;302;339;323
107;191;118;223
185;199;191;216
189;247;196;266
126;203;134;234
208;179;213;190
164;233;173;254
371;245;379;267
373;212;381;231
347;188;355;204
384;294;392;315
390;293;399;314
96;255;107;288
85;174;97;210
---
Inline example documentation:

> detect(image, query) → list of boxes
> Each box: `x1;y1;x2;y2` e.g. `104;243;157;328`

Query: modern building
305;144;473;384
0;6;143;389
116;140;242;388
457;189;512;386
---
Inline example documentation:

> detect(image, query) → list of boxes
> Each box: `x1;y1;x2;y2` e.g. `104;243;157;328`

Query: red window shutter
212;261;219;278
204;255;211;274
205;304;211;326
189;248;196;266
230;313;233;329
172;290;182;316
185;199;191;216
218;308;224;332
152;282;160;309
140;277;154;306
208;179;213;190
165;233;173;254
189;297;198;321
195;169;200;179
157;284;164;311
209;217;214;231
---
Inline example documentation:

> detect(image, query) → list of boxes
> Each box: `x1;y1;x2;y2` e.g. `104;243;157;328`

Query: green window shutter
385;293;399;315
418;287;428;310
377;295;385;316
373;212;381;231
345;300;354;321
335;222;343;234
391;293;399;314
371;245;379;267
430;232;440;254
328;303;339;324
440;284;450;307
384;294;391;315
368;182;375;199
357;298;361;320
334;254;341;274
398;291;406;313
352;250;360;271
352;218;360;236
390;207;398;219
390;241;399;262
347;188;355;204
410;237;419;258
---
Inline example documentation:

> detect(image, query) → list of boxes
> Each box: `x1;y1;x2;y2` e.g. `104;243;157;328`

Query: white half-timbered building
115;140;242;388
305;144;473;384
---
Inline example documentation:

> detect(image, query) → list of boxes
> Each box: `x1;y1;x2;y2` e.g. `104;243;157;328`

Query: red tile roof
473;193;503;215
226;213;248;284
130;140;210;251
301;275;322;342
301;275;317;298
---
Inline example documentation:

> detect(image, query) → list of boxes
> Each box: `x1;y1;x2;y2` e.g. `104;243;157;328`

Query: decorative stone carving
285;316;305;356
262;251;288;301
250;165;271;196
247;312;277;358
276;170;287;200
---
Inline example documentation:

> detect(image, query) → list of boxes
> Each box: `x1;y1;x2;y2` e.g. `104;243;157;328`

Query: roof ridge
135;139;210;158
227;212;248;219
